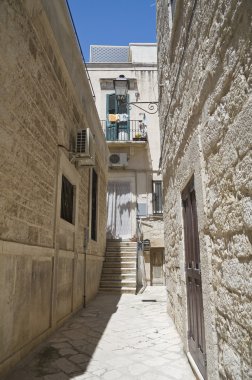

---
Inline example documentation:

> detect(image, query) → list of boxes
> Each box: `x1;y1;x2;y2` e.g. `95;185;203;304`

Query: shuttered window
61;175;74;224
106;93;130;141
152;181;163;214
108;93;116;114
107;93;129;115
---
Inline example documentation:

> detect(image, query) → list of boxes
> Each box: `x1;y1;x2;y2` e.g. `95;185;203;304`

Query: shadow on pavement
5;293;122;380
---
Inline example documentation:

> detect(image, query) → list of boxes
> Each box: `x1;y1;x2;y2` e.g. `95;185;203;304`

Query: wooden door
182;177;207;379
106;94;117;141
151;250;164;285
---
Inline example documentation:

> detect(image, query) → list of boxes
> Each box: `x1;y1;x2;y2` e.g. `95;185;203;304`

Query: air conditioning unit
74;128;95;166
109;153;128;167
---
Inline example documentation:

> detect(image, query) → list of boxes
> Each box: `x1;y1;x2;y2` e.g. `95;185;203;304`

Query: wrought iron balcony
100;120;148;142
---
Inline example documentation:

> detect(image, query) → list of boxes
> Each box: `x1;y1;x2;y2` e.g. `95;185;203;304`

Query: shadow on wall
5;293;121;380
106;176;138;239
106;200;137;239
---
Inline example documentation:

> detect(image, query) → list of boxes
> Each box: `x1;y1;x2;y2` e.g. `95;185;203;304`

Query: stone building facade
157;1;252;379
0;0;108;376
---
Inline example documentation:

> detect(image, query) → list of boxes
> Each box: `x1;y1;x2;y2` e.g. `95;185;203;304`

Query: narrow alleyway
6;287;195;380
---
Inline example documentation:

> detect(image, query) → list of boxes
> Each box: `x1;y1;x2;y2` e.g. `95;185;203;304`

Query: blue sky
67;0;156;62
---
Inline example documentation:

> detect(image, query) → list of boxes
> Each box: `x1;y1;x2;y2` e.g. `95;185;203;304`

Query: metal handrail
100;120;148;142
136;218;147;293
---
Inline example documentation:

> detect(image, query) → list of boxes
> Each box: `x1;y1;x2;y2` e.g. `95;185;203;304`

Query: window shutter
108;93;116;114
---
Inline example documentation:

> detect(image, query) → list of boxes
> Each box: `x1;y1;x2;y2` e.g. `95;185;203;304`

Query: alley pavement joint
6;287;195;380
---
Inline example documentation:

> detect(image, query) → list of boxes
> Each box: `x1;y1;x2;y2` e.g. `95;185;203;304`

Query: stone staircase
99;240;137;294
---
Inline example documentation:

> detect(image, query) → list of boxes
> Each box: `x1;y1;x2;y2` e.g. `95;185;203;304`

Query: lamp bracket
128;101;158;114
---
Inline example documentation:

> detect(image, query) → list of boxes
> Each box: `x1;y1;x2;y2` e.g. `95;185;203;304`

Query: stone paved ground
5;287;196;380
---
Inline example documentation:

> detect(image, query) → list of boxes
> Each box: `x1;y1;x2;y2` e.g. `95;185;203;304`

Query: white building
87;44;165;287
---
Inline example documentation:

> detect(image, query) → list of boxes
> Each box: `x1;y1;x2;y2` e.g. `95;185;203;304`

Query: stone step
101;273;136;281
105;250;136;257
105;251;136;255
104;256;136;263
106;246;137;251
105;251;137;256
100;280;136;288
99;287;136;294
99;240;137;295
103;261;136;268
106;240;137;246
106;243;137;247
102;267;136;274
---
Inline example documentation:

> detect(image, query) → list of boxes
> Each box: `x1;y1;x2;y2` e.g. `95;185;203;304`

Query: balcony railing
100;120;148;142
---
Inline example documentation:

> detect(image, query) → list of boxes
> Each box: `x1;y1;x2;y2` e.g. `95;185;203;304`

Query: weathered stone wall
141;216;164;285
0;0;108;375
157;1;252;379
141;216;164;246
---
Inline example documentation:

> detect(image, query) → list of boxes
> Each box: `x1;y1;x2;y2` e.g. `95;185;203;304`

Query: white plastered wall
107;171;137;239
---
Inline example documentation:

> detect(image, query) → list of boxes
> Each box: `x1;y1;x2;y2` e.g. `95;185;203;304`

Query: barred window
152;181;163;214
61;175;74;224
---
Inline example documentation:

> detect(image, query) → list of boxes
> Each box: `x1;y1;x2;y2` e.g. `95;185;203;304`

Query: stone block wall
0;0;108;375
157;1;252;379
141;216;164;246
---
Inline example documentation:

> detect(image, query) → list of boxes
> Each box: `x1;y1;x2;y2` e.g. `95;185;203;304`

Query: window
106;93;130;141
61;175;74;224
91;169;98;240
137;202;148;217
152;181;163;214
107;93;128;114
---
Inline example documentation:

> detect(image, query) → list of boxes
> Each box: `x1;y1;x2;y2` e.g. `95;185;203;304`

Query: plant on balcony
133;133;147;141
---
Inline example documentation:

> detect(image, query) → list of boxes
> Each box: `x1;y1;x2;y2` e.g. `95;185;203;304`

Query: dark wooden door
182;177;207;379
151;250;164;285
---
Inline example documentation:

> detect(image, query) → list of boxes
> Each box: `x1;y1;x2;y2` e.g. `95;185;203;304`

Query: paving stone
70;340;89;349
43;373;69;380
146;356;171;367
48;337;68;344
71;374;98;380
50;342;72;350
90;368;107;377
105;356;133;368
159;363;196;379
128;363;150;376
70;354;91;364
59;348;79;356
5;287;196;380
139;372;170;380
63;330;88;340
101;369;122;379
54;358;80;374
5;370;37;380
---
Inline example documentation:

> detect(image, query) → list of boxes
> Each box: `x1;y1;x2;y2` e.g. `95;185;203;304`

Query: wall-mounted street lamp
113;75;159;114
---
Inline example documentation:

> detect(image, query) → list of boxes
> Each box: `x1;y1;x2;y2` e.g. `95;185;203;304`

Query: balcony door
106;181;131;239
106;93;130;141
